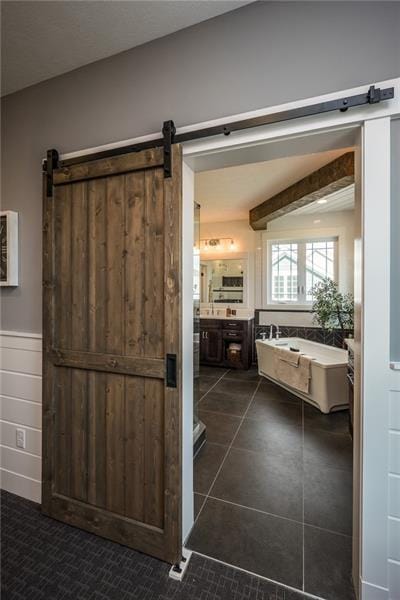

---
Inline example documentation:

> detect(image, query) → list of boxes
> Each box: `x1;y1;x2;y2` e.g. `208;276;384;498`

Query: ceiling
1;1;252;96
290;184;354;216
196;149;354;223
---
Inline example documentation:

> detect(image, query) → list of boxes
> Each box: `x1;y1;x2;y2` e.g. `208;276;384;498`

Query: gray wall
1;1;400;333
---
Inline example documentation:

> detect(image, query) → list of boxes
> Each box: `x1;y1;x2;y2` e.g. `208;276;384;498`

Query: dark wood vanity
200;318;254;370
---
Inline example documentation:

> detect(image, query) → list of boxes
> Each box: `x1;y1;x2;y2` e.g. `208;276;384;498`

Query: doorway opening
185;129;359;600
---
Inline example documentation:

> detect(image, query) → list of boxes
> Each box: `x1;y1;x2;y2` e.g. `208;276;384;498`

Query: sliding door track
44;84;394;182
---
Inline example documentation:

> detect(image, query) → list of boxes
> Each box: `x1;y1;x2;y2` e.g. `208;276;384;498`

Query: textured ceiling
1;0;252;96
196;149;353;223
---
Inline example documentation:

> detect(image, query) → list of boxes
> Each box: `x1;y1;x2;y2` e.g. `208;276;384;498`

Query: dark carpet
1;490;308;600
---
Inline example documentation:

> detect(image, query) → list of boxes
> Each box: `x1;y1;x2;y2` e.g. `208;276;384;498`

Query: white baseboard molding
0;330;42;503
0;468;41;503
361;580;389;600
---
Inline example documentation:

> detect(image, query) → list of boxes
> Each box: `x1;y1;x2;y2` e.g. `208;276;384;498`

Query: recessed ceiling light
313;219;321;224
317;199;327;204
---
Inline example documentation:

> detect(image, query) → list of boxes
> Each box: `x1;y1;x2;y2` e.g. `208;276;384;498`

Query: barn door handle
166;354;177;388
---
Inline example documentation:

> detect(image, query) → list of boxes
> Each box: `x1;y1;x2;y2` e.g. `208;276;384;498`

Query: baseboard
0;330;42;503
361;580;388;600
0;468;41;503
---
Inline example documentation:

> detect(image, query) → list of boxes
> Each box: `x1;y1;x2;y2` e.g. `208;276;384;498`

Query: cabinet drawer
200;319;221;329
222;330;243;341
224;321;244;330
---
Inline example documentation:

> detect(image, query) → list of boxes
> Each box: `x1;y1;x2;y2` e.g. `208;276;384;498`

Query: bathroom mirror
200;258;247;304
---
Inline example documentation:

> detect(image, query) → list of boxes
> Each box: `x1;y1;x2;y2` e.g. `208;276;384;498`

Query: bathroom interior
187;145;357;600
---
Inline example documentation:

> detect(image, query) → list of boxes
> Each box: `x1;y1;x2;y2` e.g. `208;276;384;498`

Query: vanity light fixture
200;237;235;251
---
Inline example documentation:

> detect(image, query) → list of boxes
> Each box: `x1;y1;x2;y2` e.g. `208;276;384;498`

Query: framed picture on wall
0;211;19;286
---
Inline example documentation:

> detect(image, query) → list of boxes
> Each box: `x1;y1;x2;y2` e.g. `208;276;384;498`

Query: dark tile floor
2;490;311;600
188;366;355;600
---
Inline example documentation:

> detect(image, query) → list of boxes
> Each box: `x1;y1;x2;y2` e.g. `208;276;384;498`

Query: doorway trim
181;77;399;600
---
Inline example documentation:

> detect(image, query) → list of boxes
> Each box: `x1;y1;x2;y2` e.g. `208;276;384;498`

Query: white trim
261;226;347;308
0;330;42;339
360;580;389;600
361;117;391;590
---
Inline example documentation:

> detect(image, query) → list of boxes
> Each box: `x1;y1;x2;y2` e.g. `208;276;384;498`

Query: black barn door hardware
46;149;59;196
166;353;177;388
44;84;394;171
162;120;176;178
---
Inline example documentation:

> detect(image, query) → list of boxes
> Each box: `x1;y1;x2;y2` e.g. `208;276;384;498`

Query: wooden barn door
42;146;182;564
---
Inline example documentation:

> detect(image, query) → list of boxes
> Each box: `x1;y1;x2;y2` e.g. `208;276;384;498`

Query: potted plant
311;278;354;342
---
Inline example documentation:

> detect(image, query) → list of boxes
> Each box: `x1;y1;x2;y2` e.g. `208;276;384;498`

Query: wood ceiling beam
249;151;354;230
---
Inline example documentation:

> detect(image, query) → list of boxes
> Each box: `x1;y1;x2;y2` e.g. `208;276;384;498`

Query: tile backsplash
255;324;353;349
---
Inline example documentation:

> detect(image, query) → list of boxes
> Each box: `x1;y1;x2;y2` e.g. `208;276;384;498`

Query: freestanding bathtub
256;337;349;414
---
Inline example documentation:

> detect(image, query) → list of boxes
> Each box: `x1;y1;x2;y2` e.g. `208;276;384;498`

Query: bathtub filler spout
269;324;281;340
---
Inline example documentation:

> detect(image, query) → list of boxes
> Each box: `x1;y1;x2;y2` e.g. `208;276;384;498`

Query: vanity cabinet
200;322;223;364
200;318;254;370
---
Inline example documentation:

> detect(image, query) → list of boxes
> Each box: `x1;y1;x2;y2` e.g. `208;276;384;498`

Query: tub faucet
269;324;281;340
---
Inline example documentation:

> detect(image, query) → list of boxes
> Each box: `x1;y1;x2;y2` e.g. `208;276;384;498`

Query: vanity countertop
200;315;254;321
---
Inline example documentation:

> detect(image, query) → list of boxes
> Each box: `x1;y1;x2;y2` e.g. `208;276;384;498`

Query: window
269;237;337;304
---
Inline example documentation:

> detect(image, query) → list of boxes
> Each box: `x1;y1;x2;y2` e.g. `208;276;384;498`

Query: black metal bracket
172;563;182;574
162;120;176;178
367;84;387;104
45;149;59;197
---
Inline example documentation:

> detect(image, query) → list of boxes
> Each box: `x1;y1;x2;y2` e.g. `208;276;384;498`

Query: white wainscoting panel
389;390;400;599
0;331;42;503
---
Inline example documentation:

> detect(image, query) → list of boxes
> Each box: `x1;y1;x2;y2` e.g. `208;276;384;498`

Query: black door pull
166;354;177;388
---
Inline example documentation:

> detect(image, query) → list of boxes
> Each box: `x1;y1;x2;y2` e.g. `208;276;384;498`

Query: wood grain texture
144;168;164;358
249;151;355;230
42;172;55;512
125;172;145;357
87;371;107;508
51;349;164;378
53;148;164;185
43;144;182;565
163;145;182;556
54;185;72;349
105;176;124;355
105;374;125;514
124;377;145;521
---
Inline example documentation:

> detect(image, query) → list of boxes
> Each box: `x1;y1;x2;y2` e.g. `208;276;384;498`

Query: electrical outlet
16;428;26;449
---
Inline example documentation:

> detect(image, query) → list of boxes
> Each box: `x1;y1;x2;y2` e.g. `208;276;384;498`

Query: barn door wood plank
87;179;107;507
144;168;164;359
125;171;145;358
163;145;182;558
124;377;145;521
70;183;89;501
53;185;73;498
104;175;126;514
53;148;164;185
144;378;164;529
106;373;125;514
42;172;55;511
